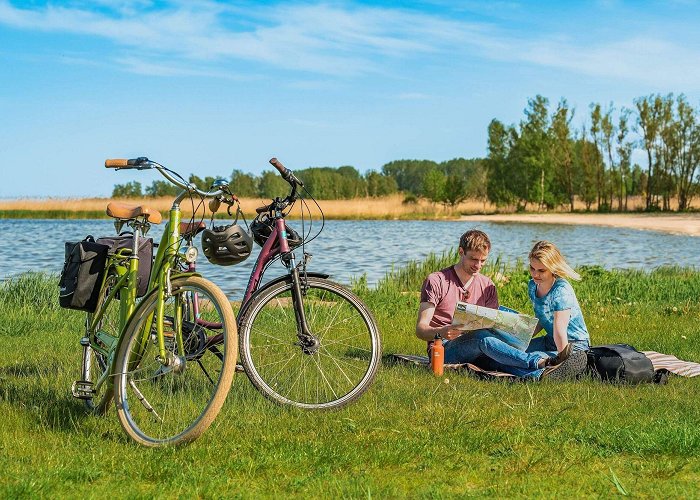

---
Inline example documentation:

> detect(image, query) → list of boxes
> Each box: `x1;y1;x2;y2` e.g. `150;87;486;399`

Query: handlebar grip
105;157;148;168
269;157;304;187
256;203;272;214
269;157;287;175
105;159;129;168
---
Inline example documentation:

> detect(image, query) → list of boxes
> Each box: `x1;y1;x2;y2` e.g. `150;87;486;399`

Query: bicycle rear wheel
239;276;381;409
113;276;236;447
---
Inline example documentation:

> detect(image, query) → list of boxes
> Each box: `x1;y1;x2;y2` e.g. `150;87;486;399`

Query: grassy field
1;257;700;498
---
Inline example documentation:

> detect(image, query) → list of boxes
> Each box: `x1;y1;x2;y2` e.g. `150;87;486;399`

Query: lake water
1;218;697;299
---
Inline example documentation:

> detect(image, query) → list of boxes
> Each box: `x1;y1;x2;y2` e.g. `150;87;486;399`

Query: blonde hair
528;241;581;281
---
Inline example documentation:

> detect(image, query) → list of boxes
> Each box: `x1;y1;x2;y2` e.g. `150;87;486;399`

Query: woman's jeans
443;330;564;379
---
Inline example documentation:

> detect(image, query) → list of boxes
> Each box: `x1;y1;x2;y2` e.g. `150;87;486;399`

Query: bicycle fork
284;254;319;355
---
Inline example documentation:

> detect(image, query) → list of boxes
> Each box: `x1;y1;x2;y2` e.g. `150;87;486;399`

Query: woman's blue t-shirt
528;278;590;347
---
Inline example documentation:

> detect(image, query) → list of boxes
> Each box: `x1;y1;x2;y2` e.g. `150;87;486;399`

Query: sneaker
553;343;574;365
541;350;587;381
542;343;574;367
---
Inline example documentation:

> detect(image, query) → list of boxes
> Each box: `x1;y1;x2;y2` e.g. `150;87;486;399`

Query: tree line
113;93;699;211
112;159;486;208
487;93;700;211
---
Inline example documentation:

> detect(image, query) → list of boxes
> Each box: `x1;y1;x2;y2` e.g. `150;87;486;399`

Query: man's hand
442;329;463;341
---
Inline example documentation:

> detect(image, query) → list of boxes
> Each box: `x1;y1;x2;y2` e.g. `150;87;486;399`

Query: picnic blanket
392;354;517;379
393;351;700;379
642;351;700;377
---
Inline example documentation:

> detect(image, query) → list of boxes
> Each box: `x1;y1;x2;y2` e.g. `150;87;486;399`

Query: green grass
2;260;700;498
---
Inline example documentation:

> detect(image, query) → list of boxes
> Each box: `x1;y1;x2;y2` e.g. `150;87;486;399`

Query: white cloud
0;0;699;89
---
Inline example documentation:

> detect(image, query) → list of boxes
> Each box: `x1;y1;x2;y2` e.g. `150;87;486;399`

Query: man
415;229;498;365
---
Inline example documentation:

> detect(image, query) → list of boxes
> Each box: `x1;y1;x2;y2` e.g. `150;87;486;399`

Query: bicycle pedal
71;380;95;400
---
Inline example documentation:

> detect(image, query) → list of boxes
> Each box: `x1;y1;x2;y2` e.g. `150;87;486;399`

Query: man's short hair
459;229;491;253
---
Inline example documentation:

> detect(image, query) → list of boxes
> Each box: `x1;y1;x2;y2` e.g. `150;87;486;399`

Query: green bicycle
71;157;236;447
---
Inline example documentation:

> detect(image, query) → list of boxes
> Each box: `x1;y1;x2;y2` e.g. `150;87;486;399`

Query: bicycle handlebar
104;157;225;199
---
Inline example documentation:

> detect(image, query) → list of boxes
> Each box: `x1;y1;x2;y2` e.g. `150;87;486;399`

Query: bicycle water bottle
431;334;444;376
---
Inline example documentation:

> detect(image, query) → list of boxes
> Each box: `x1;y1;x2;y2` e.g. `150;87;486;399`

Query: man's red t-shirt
420;266;499;328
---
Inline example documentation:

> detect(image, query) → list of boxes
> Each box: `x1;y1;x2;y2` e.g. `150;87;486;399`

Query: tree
422;169;446;204
441;174;468;207
616;109;633;210
145;180;179;197
600;104;617;209
486;119;517;207
669;95;699;210
381;159;439;195
365;171;398;197
517;95;552;209
230;170;259;197
112;181;143;198
635;94;663;210
258;170;289;199
550;100;576;211
573;131;600;211
188;174;217;191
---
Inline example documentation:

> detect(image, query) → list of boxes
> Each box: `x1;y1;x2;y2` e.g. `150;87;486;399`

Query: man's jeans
443;330;556;379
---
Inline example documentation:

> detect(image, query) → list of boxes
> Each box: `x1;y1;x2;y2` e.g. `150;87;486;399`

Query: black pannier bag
96;234;154;298
586;344;656;384
59;236;109;312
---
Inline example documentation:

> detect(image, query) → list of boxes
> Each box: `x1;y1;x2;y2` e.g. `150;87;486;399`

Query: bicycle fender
237;272;330;322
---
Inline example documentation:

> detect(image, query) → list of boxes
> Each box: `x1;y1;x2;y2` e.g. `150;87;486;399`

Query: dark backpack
59;236;109;312
96;233;153;298
586;344;660;384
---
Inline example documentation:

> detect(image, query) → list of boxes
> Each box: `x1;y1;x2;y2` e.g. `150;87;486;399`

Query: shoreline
1;196;699;236
458;213;700;237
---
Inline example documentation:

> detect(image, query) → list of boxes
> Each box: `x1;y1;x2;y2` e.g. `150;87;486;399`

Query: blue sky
2;0;699;197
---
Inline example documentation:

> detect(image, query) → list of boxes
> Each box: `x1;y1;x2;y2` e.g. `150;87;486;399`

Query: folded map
452;303;539;351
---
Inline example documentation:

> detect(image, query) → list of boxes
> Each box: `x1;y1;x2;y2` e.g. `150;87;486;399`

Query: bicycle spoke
311;353;339;401
318;348;356;387
129;378;162;422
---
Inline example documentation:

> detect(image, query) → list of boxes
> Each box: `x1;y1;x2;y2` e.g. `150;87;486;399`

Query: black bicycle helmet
201;224;253;266
250;216;303;249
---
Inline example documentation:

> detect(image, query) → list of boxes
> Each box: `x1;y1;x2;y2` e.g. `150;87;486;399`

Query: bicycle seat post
129;217;151;259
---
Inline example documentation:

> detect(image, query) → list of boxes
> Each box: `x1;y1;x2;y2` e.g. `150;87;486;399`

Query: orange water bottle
431;334;444;376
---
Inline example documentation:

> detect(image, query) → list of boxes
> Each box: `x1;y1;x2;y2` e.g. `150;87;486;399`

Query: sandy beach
459;213;700;237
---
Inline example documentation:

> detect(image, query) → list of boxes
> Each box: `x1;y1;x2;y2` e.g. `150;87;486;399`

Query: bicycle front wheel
113;276;236;447
239;276;381;410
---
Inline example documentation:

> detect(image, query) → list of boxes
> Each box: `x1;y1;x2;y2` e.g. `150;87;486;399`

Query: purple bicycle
201;158;381;409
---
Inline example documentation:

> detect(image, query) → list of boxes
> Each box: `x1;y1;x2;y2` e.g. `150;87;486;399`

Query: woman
527;240;590;357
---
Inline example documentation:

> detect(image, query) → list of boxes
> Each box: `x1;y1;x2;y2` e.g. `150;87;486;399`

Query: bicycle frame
88;197;202;390
243;218;288;303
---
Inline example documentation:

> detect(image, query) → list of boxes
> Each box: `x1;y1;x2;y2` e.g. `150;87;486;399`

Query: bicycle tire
239;276;381;410
82;273;118;414
113;276;236;447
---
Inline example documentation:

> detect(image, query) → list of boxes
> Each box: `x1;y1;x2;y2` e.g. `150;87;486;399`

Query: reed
0;195;495;220
4;194;697;216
